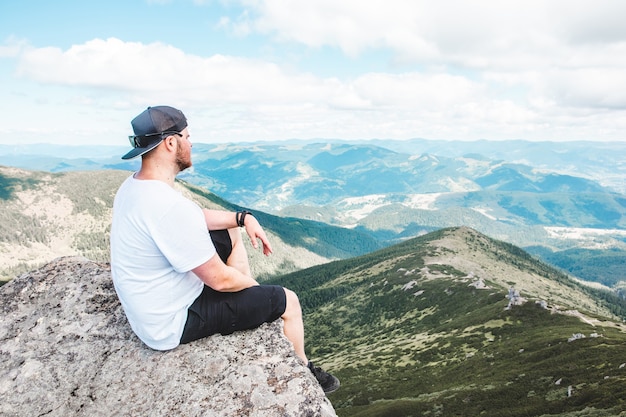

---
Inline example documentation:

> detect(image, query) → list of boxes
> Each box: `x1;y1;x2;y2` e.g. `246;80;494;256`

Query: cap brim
121;139;163;160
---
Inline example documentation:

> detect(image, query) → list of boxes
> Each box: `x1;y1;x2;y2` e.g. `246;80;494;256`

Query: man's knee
283;288;302;316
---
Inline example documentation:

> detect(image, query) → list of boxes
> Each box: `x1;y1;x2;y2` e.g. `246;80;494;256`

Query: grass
270;227;626;416
321;300;626;416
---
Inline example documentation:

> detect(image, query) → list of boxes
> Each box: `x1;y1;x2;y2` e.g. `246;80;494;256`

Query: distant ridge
2;139;625;290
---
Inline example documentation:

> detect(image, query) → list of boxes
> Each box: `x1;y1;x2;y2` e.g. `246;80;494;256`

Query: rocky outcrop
0;257;336;417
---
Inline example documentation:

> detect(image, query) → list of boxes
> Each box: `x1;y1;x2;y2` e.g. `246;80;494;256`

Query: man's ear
163;135;177;152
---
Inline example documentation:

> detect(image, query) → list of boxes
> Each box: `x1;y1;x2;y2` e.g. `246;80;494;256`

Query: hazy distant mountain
270;227;626;416
179;142;621;209
0;166;381;282
2;139;625;288
372;139;626;195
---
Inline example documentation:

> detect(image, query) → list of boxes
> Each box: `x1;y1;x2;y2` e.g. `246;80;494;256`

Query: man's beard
175;146;192;172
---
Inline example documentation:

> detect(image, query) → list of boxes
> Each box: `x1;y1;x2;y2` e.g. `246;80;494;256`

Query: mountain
0;166;382;282
180;140;625;208
370;139;626;195
4;139;625;206
2;139;625;289
3;157;626;414
17;141;623;246
270;227;626;416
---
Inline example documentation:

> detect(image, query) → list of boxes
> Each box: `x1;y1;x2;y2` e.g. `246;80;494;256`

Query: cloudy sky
2;0;626;146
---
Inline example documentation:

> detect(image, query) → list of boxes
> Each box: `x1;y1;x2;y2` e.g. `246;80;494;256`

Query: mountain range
1;139;625;291
0;166;381;282
2;165;626;415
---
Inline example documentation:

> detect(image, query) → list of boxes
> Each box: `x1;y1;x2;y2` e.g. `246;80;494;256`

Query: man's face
175;128;192;172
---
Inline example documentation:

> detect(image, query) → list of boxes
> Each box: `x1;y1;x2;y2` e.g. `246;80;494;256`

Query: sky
2;0;626;146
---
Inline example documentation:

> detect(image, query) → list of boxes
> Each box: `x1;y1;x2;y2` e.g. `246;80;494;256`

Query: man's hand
243;214;273;256
202;209;273;256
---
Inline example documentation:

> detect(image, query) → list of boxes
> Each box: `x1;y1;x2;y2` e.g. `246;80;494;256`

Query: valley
1;138;625;291
1;156;626;415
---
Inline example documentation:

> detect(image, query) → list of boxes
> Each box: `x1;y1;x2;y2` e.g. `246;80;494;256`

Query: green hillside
270;227;626;416
0;166;381;283
527;246;626;289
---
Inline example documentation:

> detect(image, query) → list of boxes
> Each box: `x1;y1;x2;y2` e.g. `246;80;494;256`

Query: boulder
0;257;336;416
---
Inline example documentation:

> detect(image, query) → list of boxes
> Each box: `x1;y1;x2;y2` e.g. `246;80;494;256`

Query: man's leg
227;228;307;362
283;288;339;393
282;288;307;362
226;228;252;277
225;228;307;362
189;229;340;393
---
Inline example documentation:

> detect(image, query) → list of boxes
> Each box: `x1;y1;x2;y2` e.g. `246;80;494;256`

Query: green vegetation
0;168;130;281
270;227;626;416
3;166;626;414
0;171;47;245
0;172;40;200
53;171;121;217
73;230;110;262
0;170;382;282
529;246;626;288
0;209;50;246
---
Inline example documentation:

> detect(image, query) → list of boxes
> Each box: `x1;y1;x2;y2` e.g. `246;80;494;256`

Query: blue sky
2;0;626;146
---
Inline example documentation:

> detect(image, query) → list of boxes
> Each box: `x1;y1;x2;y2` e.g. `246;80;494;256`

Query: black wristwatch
236;210;252;227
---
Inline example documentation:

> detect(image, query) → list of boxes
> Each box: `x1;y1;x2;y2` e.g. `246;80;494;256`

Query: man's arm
201;209;239;229
202;209;273;256
192;253;259;292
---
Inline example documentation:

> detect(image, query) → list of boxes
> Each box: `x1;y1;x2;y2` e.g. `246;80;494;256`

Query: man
110;105;339;394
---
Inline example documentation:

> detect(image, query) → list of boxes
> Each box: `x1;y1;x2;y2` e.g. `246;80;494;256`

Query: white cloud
16;38;307;101
0;36;27;58
539;68;626;109
218;0;626;119
17;39;187;91
4;0;626;144
7;33;626;143
352;72;479;108
236;0;626;68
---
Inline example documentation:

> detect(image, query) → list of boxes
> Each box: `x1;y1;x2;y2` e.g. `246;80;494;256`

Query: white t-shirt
110;175;216;350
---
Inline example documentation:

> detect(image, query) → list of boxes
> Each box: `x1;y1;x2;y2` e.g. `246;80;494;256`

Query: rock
0;257;336;417
505;287;526;310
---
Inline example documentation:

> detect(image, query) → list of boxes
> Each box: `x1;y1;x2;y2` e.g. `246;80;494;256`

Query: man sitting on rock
110;105;339;394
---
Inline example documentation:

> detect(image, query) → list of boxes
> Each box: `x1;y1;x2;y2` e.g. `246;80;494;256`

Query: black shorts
179;230;287;344
209;229;234;265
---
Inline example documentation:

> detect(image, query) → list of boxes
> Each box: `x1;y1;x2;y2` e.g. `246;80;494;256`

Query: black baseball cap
122;106;188;160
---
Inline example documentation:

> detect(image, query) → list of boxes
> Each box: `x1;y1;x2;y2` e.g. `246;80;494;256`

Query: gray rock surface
0;257;336;416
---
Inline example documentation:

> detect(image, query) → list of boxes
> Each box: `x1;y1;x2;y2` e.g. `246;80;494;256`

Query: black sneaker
308;361;340;394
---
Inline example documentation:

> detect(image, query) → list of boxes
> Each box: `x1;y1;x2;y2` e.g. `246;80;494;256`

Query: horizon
2;0;626;147
3;136;626;152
